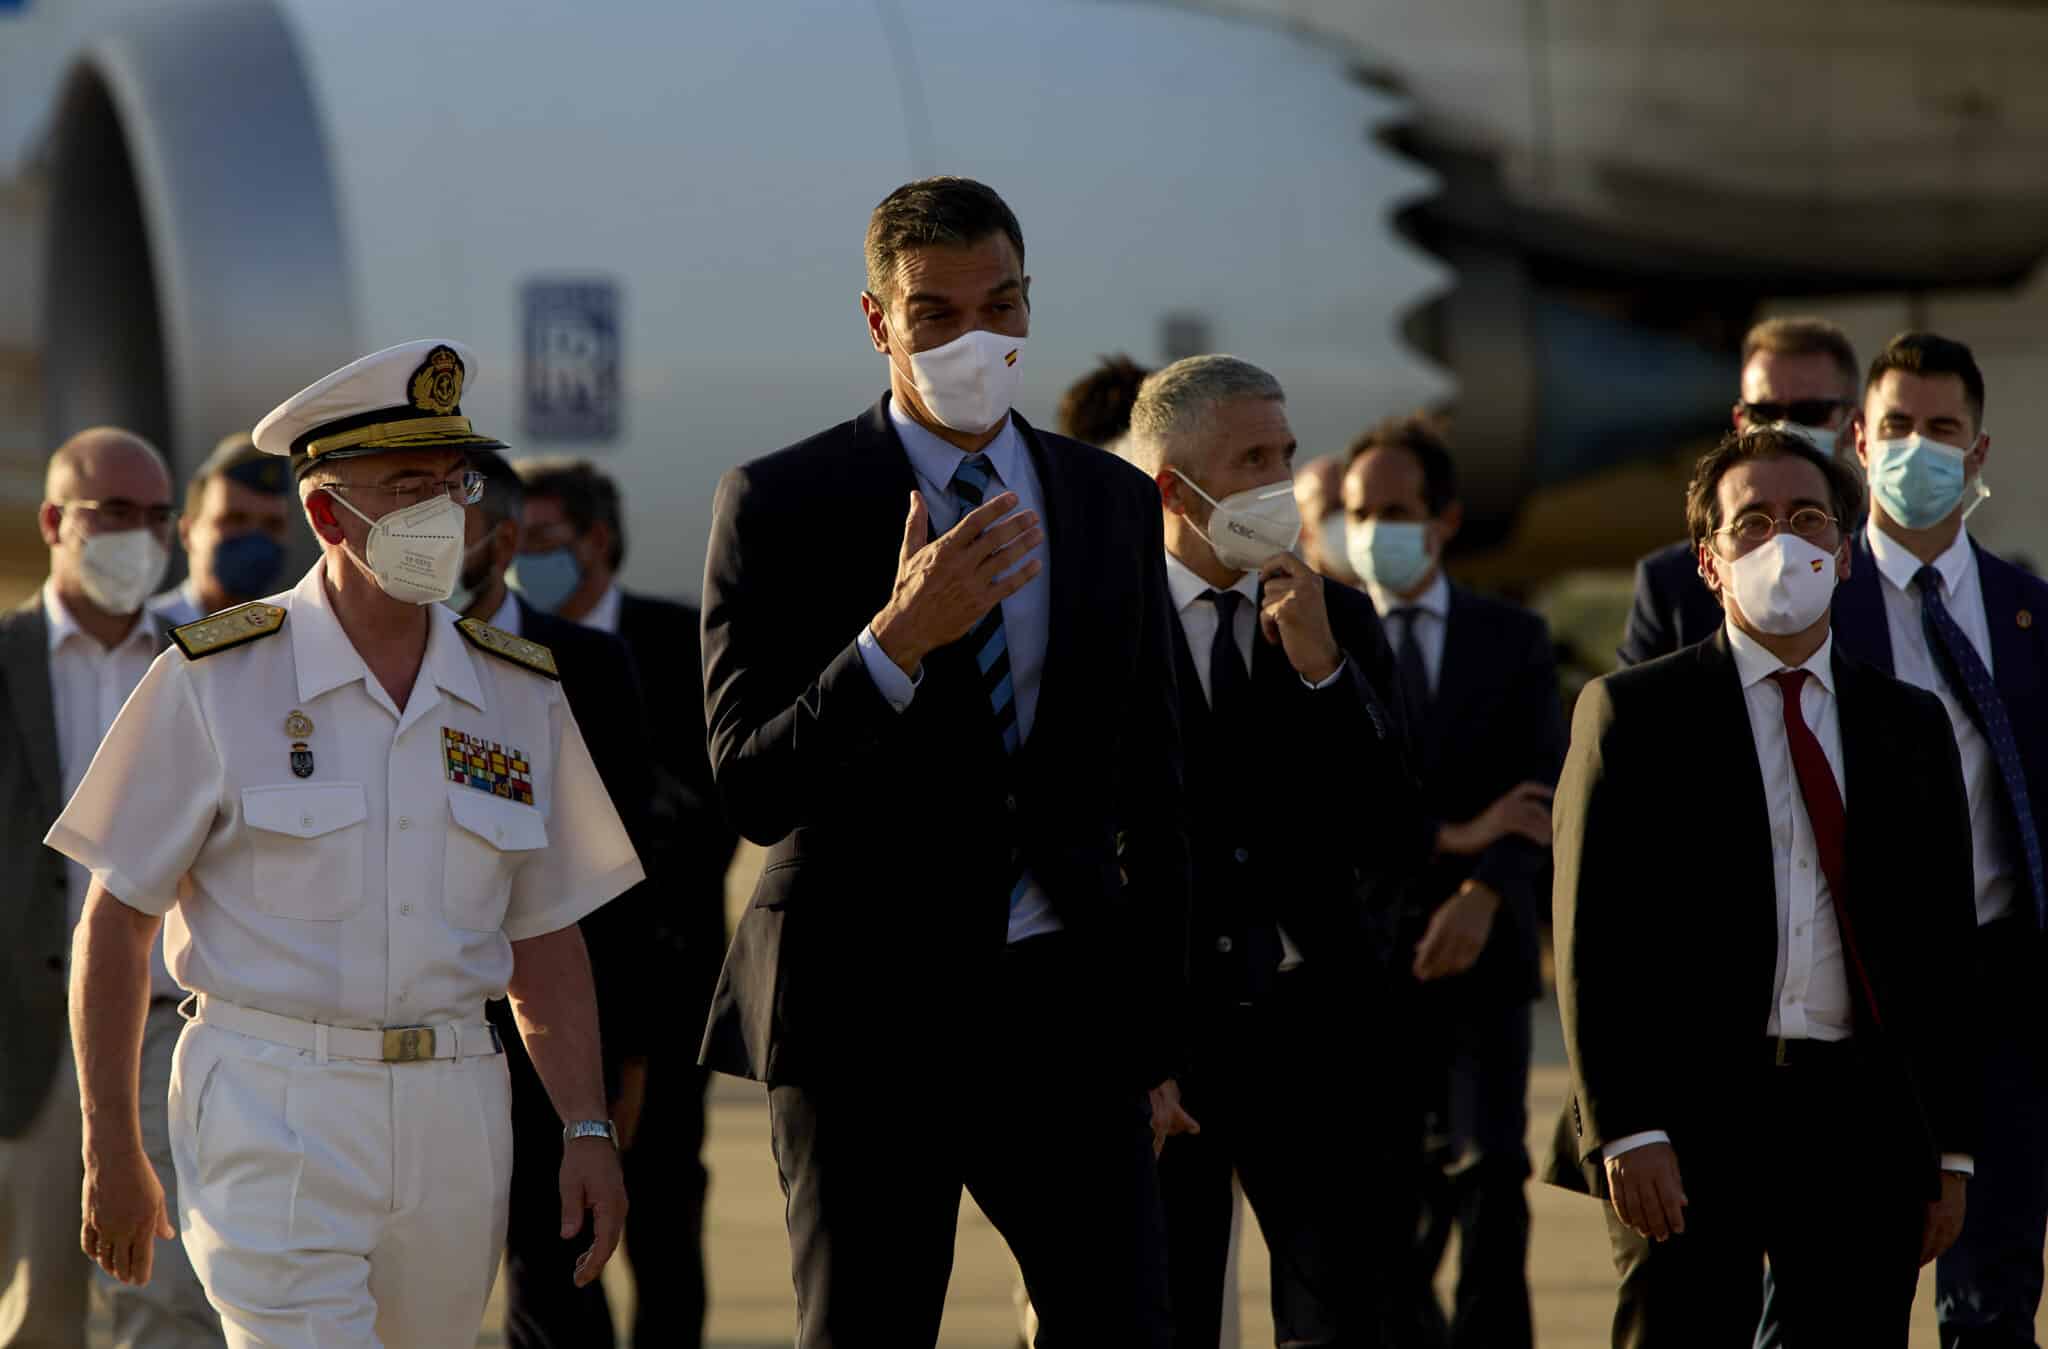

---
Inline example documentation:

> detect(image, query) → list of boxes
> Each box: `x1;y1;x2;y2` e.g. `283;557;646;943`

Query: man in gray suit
0;428;220;1347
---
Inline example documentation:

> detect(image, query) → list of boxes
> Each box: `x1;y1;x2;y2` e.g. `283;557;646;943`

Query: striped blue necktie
950;454;1028;907
1916;565;2047;926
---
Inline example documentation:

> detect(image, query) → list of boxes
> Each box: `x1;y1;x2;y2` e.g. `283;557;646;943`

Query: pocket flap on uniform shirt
446;787;549;852
241;784;368;840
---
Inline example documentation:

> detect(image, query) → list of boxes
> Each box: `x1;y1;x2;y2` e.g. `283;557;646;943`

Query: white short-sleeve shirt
45;561;643;1030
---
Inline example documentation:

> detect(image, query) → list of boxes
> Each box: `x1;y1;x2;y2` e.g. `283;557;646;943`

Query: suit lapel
1422;586;1483;773
0;598;63;824
1975;539;2040;703
1012;411;1079;750
1703;629;1779;965
1833;536;1894;677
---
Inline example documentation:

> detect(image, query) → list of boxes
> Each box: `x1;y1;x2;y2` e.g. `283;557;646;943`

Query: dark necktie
1767;669;1884;1031
1915;565;2047;926
1391;606;1431;720
1205;589;1281;996
950;455;1026;909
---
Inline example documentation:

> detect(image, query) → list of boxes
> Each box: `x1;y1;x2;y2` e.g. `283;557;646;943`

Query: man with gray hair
1131;354;1424;1347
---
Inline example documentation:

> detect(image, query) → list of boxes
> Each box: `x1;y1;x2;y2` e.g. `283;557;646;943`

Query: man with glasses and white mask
1546;425;1977;1346
47;340;641;1349
0;428;224;1347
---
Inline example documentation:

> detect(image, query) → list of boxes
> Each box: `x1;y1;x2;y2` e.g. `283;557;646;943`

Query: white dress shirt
1164;550;1345;971
583;582;623;636
43;584;178;997
1604;622;1972;1173
485;589;523;638
856;402;1062;944
46;561;643;1030
1365;568;1449;695
1867;523;2014;927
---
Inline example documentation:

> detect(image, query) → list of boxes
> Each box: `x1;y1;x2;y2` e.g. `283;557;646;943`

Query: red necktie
1766;669;1882;1031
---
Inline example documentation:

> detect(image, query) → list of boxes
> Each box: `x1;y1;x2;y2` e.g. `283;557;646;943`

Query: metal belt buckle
382;1027;436;1063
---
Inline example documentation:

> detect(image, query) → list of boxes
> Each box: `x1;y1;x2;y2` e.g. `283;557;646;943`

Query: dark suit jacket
1547;629;1978;1201
1617;539;1722;668
504;599;660;1069
0;599;68;1137
1831;533;2048;919
697;395;1192;1088
1173;577;1413;1021
613;590;740;1035
1398;585;1567;1004
0;596;169;1137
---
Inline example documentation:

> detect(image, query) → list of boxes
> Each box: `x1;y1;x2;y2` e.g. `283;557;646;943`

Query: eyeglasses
1741;399;1851;428
325;470;484;510
59;498;177;536
1713;507;1839;550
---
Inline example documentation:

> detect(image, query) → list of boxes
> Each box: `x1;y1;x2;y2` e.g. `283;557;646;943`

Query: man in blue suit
1619;318;1861;667
1823;332;2048;1348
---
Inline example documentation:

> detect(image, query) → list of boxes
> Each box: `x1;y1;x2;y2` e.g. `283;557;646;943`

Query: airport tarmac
87;989;2044;1347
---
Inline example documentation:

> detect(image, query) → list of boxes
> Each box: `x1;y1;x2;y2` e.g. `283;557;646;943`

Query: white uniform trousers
0;1001;219;1349
169;1021;513;1349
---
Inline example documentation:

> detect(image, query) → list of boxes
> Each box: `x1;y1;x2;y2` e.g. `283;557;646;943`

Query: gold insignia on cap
456;618;561;681
173;602;287;661
408;344;465;415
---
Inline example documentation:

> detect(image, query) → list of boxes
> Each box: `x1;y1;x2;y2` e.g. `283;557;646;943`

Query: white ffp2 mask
75;526;168;615
328;490;468;605
1173;471;1302;573
902;328;1025;434
1718;533;1838;636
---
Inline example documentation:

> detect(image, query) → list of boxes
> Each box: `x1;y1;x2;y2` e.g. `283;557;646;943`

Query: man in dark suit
1823;333;2048;1348
452;451;656;1349
510;456;736;1349
698;176;1190;1348
1548;426;1979;1347
1619;318;1861;667
1342;415;1567;1348
1122;355;1415;1346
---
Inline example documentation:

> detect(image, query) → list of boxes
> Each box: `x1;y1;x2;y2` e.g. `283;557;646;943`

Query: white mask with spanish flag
1719;533;1838;636
905;329;1025;434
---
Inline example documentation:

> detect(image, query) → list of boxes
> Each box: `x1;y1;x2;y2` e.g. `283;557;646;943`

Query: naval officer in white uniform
49;339;643;1349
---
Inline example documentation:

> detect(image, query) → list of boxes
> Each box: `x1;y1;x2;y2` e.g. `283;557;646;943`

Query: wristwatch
562;1118;618;1149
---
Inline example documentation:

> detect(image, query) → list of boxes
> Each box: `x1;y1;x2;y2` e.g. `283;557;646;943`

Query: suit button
1233;848;1250;864
1216;936;1234;954
399;817;412;831
1005;794;1018;814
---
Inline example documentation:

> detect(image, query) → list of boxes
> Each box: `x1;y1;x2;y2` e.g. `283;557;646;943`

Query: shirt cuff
1940;1153;1974;1177
856;625;922;712
1301;656;1348;691
1602;1130;1671;1161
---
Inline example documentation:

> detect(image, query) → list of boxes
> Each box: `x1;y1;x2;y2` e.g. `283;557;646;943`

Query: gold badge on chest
286;709;315;778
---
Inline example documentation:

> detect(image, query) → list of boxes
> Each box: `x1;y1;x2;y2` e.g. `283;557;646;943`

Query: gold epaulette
456;618;560;681
171;602;286;660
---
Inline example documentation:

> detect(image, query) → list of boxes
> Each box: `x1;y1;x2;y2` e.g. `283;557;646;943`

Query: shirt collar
1726;617;1835;696
290;560;487;712
1866;519;1975;601
888;396;1024;500
486;589;521;638
42;581;159;655
1163;548;1259;615
584;582;623;636
1367;568;1449;621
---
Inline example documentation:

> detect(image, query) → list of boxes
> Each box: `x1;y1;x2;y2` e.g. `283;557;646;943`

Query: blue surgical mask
209;531;284;600
507;547;582;614
1346;519;1434;594
1869;434;1970;530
